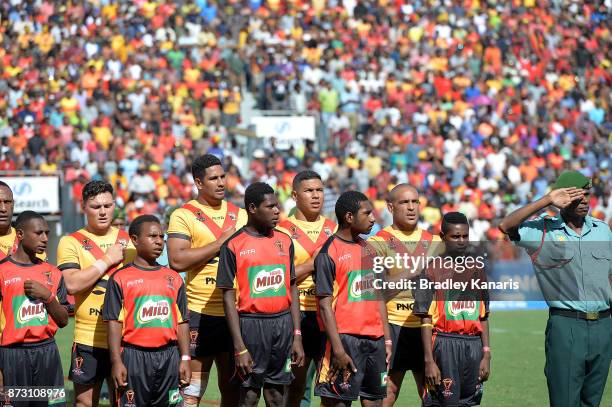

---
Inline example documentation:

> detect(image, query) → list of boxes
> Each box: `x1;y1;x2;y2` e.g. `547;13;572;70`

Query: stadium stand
0;0;610;241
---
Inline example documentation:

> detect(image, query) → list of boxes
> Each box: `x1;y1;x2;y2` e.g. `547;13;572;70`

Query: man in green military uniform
499;170;611;407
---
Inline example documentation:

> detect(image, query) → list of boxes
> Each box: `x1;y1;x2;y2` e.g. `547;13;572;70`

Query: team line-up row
0;154;608;407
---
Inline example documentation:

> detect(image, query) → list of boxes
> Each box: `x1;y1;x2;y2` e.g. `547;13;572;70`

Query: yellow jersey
57;227;135;348
276;215;337;311
0;228;18;258
167;200;247;316
369;226;443;328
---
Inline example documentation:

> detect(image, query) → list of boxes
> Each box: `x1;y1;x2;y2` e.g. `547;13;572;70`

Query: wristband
44;292;56;305
483;346;491;353
93;259;108;275
235;349;249;357
181;355;191;361
294;329;302;336
385;340;393;345
421;323;434;328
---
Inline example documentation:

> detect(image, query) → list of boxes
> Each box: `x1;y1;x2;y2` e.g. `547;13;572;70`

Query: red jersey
413;261;489;336
102;263;188;348
217;228;295;315
314;235;384;339
0;257;67;346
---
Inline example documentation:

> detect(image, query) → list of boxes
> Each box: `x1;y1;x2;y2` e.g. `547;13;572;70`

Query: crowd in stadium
0;0;610;240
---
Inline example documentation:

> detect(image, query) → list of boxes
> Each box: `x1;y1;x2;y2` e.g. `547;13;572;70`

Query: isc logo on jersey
348;270;376;302
134;296;173;328
248;264;287;298
445;291;478;320
12;295;48;327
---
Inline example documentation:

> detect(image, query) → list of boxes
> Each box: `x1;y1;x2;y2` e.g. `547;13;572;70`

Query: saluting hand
24;279;52;302
549;187;585;209
105;243;125;266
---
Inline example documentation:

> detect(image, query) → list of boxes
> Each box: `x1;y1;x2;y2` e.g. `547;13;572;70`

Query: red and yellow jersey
167;200;247;316
369;227;443;328
314;235;384;339
277;215;337;311
0;228;18;259
57;227;135;349
413;265;489;336
217;228;295;315
103;264;188;348
0;257;67;346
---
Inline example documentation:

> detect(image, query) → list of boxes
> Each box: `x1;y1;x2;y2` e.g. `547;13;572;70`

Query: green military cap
552;170;592;190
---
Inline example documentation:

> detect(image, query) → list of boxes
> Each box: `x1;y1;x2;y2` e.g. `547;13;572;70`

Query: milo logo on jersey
248;264;287;298
134;296;173;328
347;270;376;302
12;295;48;328
445;290;479;320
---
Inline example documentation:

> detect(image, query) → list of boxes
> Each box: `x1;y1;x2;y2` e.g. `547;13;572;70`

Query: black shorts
389;324;424;372
0;339;66;407
239;311;294;388
423;333;484;407
315;334;387;402
117;344;182;407
69;343;111;385
189;312;232;358
301;311;325;361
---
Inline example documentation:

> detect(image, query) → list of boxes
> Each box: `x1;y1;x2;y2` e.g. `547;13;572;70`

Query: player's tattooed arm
108;320;128;390
222;288;253;377
479;320;491;382
421;316;441;388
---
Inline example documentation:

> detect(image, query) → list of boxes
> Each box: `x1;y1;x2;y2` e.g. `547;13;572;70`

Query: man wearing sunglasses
499;170;611;407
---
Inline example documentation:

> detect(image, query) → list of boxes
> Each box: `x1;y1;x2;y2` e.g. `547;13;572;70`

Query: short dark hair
82;180;114;202
292;170;322;190
244;182;275;209
191;154;222;180
128;214;160;237
0;180;10;191
15;210;45;230
441;212;468;234
335;191;369;226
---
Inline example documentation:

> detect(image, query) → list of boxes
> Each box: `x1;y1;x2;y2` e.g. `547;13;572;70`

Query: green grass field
56;310;611;406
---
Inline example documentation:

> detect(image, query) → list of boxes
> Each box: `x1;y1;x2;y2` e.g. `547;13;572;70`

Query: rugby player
217;182;304;407
58;180;134;407
276;170;337;407
314;191;391;407
414;212;490;407
0;211;69;407
368;184;442;405
103;215;190;407
167;154;247;407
